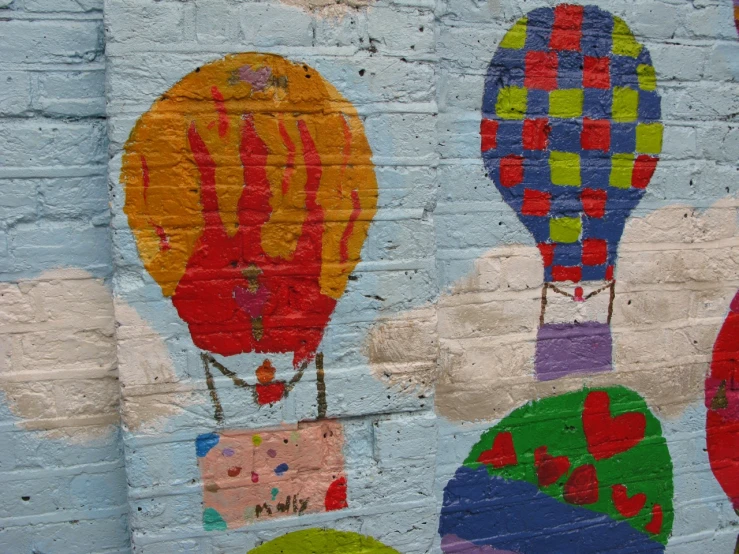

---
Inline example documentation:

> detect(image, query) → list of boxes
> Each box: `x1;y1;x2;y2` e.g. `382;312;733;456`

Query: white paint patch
0;269;119;442
114;299;198;432
280;0;373;18
367;198;739;422
0;268;193;440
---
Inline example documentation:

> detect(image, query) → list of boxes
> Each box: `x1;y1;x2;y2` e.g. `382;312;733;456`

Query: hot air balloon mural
705;291;739;550
121;53;377;422
481;5;662;381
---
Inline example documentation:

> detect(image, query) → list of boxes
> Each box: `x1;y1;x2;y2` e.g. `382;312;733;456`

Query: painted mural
196;420;346;529
481;5;662;381
121;53;378;421
439;387;674;552
706;292;739;520
247;529;401;553
369;199;739;423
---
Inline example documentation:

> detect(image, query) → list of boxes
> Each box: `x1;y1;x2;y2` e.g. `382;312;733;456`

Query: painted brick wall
0;0;130;552
1;0;738;552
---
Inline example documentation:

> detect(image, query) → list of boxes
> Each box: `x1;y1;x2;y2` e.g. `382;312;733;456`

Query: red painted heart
534;446;571;487
611;484;647;517
478;432;518;469
583;391;646;460
645;504;663;535
564;464;599;505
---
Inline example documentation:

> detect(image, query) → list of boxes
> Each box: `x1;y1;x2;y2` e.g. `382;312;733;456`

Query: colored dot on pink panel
267;449;277;458
222;448;234;457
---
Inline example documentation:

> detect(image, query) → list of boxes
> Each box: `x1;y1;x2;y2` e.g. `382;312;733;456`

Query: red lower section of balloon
171;116;337;368
706;293;739;510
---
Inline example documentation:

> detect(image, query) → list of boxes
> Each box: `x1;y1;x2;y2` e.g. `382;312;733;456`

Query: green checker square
612;87;639;122
549;151;581;186
612;17;643;58
496;86;527;120
637;64;657;91
500;17;527;49
549;89;583;118
550;217;582;244
636;123;663;154
610;153;635;189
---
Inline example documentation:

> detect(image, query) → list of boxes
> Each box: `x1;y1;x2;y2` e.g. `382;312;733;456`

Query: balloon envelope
121;53;378;367
481;5;662;283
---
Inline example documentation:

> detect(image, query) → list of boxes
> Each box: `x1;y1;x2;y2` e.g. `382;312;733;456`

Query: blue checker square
605;192;645;217
580;155;612;189
549;188;583;216
584;207;633;243
582;264;609;281
610;55;640;88
522;157;551;188
488;49;526;87
520;214;551;242
553;243;583;266
639;91;661;122
524;8;554;51
583;88;612;119
527;89;550;117
610;123;637;153
581;6;613;56
496;121;525;156
548;120;582;152
557;51;583;89
636;49;654;68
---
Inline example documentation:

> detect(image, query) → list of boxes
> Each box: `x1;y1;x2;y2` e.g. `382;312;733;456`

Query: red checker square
552;265;582;282
581;118;611;152
583;57;610;89
581;188;607;219
632;155;659;189
550;4;584;51
500;155;524;188
605;265;614;281
523;118;551;150
522;189;551;216
582;239;608;266
481;119;499;152
538;243;556;267
525;51;558;91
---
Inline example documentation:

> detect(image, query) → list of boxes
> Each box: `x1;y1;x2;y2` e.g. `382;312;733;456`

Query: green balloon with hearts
440;386;674;552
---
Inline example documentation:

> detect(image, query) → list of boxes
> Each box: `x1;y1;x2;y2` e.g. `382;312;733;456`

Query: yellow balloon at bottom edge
247;529;401;554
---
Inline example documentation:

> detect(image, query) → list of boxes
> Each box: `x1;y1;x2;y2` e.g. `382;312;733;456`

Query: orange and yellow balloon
121;53;377;367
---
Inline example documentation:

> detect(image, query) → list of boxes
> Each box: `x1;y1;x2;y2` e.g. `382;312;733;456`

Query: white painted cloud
367;198;739;422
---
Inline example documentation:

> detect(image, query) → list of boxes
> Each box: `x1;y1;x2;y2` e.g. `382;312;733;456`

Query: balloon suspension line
201;352;328;424
539;280;616;327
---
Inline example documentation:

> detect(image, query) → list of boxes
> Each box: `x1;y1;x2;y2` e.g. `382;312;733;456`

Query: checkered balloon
481;5;662;283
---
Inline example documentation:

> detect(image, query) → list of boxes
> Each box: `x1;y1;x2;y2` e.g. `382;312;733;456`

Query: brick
37;70;106;117
238;3;314;47
0;21;102;65
367;7;435;54
105;0;188;44
0;72;31;115
24;0;102;12
0;120;107;167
